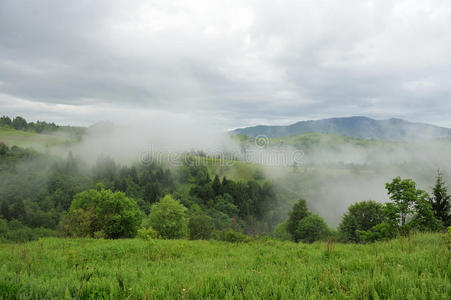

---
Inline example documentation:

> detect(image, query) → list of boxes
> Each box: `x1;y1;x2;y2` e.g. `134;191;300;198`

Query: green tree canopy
385;177;420;226
188;213;214;240
339;200;385;242
11;116;27;130
149;195;187;239
385;176;441;233
65;188;142;238
287;199;310;241
295;214;330;243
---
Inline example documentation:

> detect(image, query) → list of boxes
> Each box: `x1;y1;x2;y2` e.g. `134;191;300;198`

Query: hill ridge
231;116;451;140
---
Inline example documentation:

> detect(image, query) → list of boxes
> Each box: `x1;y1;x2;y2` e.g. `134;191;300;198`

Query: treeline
1;142;448;244
0;115;85;135
0;144;283;242
275;171;450;244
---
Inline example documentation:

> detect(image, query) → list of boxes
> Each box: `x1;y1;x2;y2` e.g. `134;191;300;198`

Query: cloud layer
1;0;450;128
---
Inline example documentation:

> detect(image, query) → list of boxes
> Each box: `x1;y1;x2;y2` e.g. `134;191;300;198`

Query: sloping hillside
232;116;451;140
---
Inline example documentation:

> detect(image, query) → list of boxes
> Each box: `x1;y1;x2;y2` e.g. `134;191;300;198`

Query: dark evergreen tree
10;199;26;221
11;116;27;130
0;143;8;155
287;199;310;241
212;175;221;197
0;116;12;127
429;170;451;227
0;201;10;221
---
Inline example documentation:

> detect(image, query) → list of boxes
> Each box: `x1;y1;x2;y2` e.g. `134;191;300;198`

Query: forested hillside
233;116;451;140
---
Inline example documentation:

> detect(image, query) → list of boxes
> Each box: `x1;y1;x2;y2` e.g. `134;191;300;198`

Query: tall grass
0;233;449;299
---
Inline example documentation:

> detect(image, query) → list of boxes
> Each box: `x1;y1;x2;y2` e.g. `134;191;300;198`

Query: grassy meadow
0;127;77;151
0;233;449;299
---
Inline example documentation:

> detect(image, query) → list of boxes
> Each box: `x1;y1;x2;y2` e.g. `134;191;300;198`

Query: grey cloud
0;0;450;128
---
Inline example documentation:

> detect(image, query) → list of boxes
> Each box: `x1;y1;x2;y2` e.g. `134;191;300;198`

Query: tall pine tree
429;170;451;227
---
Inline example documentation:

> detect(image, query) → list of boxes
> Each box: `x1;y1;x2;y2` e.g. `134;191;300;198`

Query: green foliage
0;218;53;242
410;194;443;232
188;213;214;240
429;170;451;227
149;195;187;239
205;208;233;230
64;189;142;238
339;200;385;242
385;177;419;226
11;116;27;130
136;227;158;240
273;220;292;241
356;222;397;243
385;177;442;233
213;193;238;217
295;214;330;243
1;115;84;135
0;141;283;239
287;199;310;241
212;228;251;243
0;116;12;127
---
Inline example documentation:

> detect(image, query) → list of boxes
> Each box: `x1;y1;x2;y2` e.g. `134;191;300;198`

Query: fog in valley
38;117;450;228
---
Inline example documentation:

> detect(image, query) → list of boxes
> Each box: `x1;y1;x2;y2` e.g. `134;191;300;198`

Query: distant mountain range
232;116;451;140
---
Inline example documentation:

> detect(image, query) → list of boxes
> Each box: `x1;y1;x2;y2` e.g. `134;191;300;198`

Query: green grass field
0;233;449;299
0;127;76;151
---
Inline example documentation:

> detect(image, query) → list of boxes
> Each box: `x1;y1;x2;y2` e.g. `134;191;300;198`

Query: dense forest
0;138;285;242
1;117;450;244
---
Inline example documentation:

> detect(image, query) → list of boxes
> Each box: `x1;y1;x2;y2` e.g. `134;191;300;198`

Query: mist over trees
0;141;287;242
274;172;448;245
0;116;449;244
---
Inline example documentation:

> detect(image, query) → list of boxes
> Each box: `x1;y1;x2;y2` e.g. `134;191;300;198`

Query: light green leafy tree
149;195;187;239
65;188;142;238
339;200;385;242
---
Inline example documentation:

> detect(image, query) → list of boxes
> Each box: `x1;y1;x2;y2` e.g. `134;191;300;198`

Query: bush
188;214;214;240
212;229;251;243
295;214;330;243
137;227;158;240
149;195;187;239
357;222;397;243
64;188;142;238
339;201;385;243
273;221;293;241
0;218;53;242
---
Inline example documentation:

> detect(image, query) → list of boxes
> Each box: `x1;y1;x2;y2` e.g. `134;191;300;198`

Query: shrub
0;218;53;242
188;214;214;240
212;229;251;243
295;214;330;243
357;222;397;243
137;227;158;240
273;220;292;241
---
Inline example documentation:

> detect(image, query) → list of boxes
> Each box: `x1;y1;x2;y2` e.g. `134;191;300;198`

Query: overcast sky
1;0;451;129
